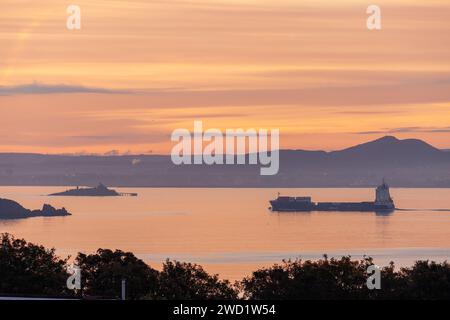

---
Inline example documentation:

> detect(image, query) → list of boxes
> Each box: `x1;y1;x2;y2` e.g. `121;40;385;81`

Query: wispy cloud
356;126;450;135
0;83;132;95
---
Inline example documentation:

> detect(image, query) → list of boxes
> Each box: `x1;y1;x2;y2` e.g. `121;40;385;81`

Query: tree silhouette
150;260;238;300
76;249;158;300
0;233;69;297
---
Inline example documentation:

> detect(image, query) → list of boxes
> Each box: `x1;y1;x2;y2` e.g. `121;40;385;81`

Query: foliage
0;233;69;296
240;255;374;299
149;260;238;300
239;255;450;300
2;233;450;300
76;249;158;300
399;260;450;300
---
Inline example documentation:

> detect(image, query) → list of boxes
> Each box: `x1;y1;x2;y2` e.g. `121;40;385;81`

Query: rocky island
0;198;71;219
49;183;137;197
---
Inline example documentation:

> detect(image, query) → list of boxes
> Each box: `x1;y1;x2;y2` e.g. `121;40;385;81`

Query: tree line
1;233;449;300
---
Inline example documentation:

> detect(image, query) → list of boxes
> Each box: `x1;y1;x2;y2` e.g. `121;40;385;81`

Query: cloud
135;84;450;108
356;126;450;135
67;132;169;145
0;83;132;95
161;112;247;119
2;80;450;109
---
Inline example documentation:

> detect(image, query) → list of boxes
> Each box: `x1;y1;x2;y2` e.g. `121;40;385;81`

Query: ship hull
270;201;394;213
269;200;315;212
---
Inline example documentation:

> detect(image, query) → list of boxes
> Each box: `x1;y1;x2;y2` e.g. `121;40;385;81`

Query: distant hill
332;136;444;164
0;136;449;187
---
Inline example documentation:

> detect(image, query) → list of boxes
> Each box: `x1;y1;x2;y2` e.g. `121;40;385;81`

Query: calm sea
1;187;450;280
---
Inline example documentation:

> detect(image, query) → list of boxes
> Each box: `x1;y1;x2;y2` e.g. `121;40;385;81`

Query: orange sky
0;0;449;154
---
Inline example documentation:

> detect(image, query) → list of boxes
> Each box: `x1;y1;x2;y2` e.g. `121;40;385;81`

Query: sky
0;0;449;154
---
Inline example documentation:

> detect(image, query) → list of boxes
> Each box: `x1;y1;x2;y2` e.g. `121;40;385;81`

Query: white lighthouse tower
374;179;394;209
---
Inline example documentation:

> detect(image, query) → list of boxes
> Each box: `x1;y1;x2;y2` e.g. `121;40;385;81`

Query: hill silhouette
0;198;70;219
331;136;444;164
0;136;449;187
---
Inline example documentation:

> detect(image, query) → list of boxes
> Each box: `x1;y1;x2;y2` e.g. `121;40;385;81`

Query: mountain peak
376;136;399;142
335;135;442;159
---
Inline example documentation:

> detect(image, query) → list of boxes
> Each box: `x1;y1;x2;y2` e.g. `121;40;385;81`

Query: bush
240;255;373;299
76;249;158;300
151;260;238;300
399;260;450;300
0;233;69;297
239;255;450;300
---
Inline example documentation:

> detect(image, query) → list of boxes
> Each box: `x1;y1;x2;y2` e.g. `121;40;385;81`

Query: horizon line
1;136;448;157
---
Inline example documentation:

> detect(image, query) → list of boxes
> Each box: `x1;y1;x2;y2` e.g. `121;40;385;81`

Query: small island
49;183;137;197
0;198;71;219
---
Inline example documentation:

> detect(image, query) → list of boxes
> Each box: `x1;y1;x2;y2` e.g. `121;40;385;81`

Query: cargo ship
269;180;395;213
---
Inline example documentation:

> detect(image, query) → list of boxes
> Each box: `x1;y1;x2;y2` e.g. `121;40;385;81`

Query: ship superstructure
374;179;394;207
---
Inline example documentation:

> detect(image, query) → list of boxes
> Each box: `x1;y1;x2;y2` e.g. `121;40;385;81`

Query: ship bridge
375;179;394;207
